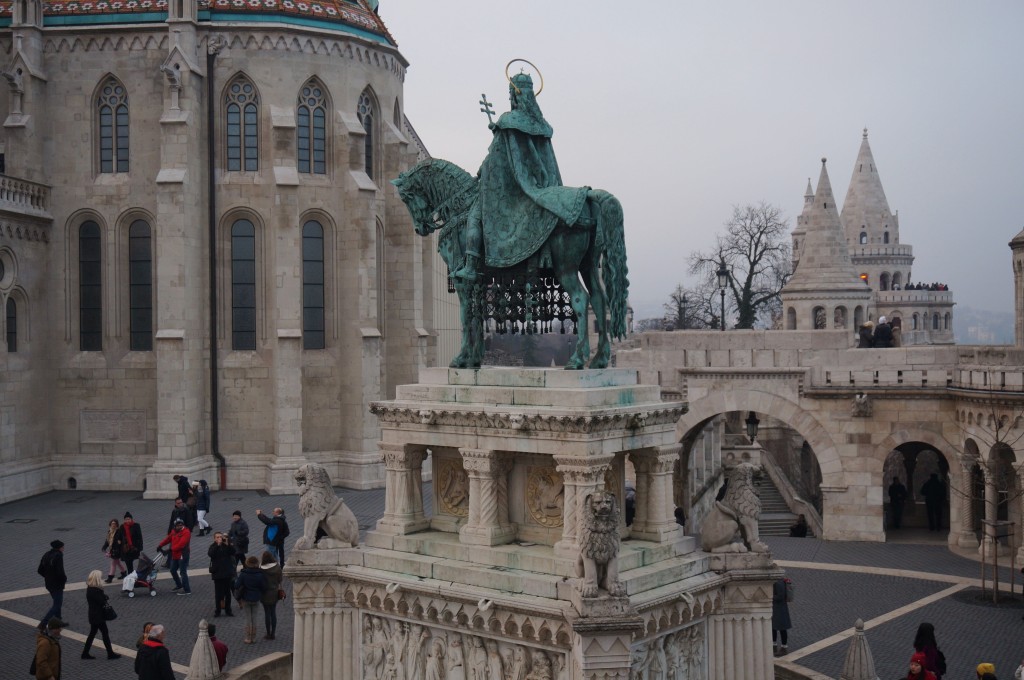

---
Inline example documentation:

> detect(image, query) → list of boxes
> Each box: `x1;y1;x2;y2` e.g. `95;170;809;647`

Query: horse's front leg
582;252;610;369
449;283;475;368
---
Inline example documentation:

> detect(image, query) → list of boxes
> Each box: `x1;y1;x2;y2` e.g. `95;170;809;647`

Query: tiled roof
0;0;395;44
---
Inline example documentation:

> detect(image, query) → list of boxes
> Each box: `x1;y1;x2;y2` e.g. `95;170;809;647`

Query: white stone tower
1011;228;1024;346
780;159;873;331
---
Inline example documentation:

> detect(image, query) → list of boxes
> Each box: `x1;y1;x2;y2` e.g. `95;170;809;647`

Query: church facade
0;0;437;502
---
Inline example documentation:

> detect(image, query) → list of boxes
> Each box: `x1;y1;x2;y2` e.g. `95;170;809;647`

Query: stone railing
688;466;724;536
848;244;913;258
760;450;823;537
0;174;50;217
222;651;291;680
877;289;954;304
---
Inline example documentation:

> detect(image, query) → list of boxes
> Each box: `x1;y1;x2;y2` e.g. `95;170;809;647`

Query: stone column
629;445;683;543
554;454;614;557
459;449;515;546
1017;465;1024;564
957;459;979;549
291;586;360;680
572;619;643;680
978;462;998;556
707;580;775;680
374;443;429;535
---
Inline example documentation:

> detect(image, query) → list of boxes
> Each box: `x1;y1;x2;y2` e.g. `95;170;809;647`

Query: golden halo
505;59;544;96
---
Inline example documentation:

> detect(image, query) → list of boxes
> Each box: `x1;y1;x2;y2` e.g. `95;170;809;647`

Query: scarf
123;523;135;549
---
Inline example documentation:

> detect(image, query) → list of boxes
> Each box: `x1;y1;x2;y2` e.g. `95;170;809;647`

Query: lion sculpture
294;463;360;550
575;490;626;597
699;462;769;554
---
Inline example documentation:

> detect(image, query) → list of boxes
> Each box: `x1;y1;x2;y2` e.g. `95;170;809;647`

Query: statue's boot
452;254;480;283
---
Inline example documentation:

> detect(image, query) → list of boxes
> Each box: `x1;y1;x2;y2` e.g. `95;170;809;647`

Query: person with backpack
234;555;268;644
256;507;289;565
913;622;946;679
772;576;793;657
37;540;67;631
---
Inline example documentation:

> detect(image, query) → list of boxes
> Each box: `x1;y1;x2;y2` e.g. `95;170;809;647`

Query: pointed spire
839;619;879;680
840;128;895;242
185;619;223;680
783;158;870;292
804;178;814;201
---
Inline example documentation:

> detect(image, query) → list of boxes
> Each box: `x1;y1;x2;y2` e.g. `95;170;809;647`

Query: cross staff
479;94;495;125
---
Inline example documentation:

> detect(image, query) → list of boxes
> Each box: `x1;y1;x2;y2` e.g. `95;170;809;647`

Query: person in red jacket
158;519;192;595
908;652;937;680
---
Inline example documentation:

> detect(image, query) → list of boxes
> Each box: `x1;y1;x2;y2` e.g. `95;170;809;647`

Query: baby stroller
122;551;166;597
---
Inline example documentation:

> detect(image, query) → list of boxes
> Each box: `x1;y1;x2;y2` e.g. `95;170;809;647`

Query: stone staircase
756;473;813;537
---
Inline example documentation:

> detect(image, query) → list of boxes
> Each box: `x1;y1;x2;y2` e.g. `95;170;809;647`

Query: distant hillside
953;305;1014;344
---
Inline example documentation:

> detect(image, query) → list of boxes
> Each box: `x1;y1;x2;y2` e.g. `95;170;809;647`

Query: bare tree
689;202;792;329
663;282;718;330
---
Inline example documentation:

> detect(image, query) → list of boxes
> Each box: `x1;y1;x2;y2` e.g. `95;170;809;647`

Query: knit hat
124;512;133;520
879;315;887;324
977;663;996;676
174;518;185;525
50;540;64;549
910;652;927;666
47;617;67;630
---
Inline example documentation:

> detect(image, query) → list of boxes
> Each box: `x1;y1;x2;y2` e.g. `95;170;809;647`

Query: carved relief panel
508;455;565;545
361;614;568;680
630;623;706;680
430;449;468;533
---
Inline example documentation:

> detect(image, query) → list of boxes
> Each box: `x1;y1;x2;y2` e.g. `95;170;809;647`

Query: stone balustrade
0;174;50;217
848;244;914;258
876;289;954;303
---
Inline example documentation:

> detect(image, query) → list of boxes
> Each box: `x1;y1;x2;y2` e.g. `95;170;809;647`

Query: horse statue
392;157;628;369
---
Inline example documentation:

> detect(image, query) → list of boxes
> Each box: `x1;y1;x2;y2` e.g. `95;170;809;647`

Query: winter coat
228;518;250;556
135;640;175;680
857;325;874;348
168;505;196;533
906;671;936;680
197;483;211;512
157;526;192;560
235;566;268;603
913;643;942;678
260;562;283;605
257;512;289;548
207;542;236;580
112;522;143;560
176;476;192;502
873;322;893;348
85;585;110;627
771;579;791;630
34;631;61;680
38;549;67;593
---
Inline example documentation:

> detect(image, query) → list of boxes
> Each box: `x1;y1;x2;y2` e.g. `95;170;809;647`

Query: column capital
459;448;511;475
554;454;615;484
378;442;427;470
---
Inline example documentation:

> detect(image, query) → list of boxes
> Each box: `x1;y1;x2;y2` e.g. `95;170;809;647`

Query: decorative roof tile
0;0;394;44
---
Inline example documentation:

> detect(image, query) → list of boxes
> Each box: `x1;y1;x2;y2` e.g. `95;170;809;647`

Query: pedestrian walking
208;531;236;618
135;623;174;680
228;510;250;566
81;570;121;660
772;577;792;657
158;518;193;595
913;622;946;679
136;622;154;650
102;518;126;583
37;540;67;631
256;507;290;565
908;652;937;680
920;474;945;532
196;479;212;536
888;477;908;530
208;623;228;671
173;474;191;503
34;617;65;680
235;555;268;644
259;550;284;640
977;663;997;679
112;512;143;577
167;497;196;533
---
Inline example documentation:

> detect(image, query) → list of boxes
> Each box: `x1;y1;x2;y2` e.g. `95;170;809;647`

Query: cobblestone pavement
1;489;1019;679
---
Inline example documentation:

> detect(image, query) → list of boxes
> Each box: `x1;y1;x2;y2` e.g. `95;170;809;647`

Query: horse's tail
596;192;629;339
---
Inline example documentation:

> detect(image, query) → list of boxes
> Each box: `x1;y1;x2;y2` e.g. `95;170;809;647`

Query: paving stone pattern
1;487;1017;680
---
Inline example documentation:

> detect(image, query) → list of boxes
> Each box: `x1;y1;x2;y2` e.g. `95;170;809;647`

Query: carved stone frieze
370;404;686;435
527;466;565;528
631;623;706;680
361;614;568;680
635;590;721;637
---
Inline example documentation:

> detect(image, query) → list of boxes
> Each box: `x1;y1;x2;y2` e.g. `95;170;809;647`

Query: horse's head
391;169;435;236
392;159;477;238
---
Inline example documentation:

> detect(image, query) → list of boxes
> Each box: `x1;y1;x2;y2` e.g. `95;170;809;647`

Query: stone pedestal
289;368;779;680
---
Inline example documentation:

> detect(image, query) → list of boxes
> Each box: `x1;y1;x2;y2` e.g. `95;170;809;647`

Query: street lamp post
745;411;760;444
716;262;729;331
681;293;687;330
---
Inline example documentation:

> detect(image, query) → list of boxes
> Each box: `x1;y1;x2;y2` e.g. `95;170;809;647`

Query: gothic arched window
128;219;153;351
80;221;103;351
302;220;325;350
226;75;259;172
231;219;257;350
883;231;890;244
932;313;940;330
859;232;867;245
357;89;376;178
912;313;919;330
880;272;890;291
297;80;328;175
5;297;16;352
97;77;129;173
786;307;796;330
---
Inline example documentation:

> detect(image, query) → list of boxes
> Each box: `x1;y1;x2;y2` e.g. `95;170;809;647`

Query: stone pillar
291;588;360;680
458;449;515;546
957;459;979;549
1017;466;1024;564
554;454;613;557
572;619;642;680
268;331;305;493
979;462;998;556
375;443;429;535
707;581;775;680
629;445;683;543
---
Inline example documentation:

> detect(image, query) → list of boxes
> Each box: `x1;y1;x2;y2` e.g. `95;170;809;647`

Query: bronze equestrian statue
392;69;629;369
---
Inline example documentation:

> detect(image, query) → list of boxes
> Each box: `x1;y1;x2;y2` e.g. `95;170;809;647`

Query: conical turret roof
783;159;871;293
840;129;895;240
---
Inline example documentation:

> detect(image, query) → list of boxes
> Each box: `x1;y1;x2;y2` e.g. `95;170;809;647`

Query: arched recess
218;208;267;349
812;306;826;329
5;285;29;349
63;209;109;348
785;307;796;330
874;429;960;540
854;305;864;328
299;209;337;345
988;442;1019;549
879;272;890;291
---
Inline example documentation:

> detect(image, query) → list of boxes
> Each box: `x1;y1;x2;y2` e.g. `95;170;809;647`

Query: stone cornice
369;404;686;434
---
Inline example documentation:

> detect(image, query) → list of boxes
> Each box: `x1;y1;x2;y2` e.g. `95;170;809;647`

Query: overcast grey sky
381;1;1024;320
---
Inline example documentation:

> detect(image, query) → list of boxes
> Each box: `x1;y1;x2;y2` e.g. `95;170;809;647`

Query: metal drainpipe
207;40;227;488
